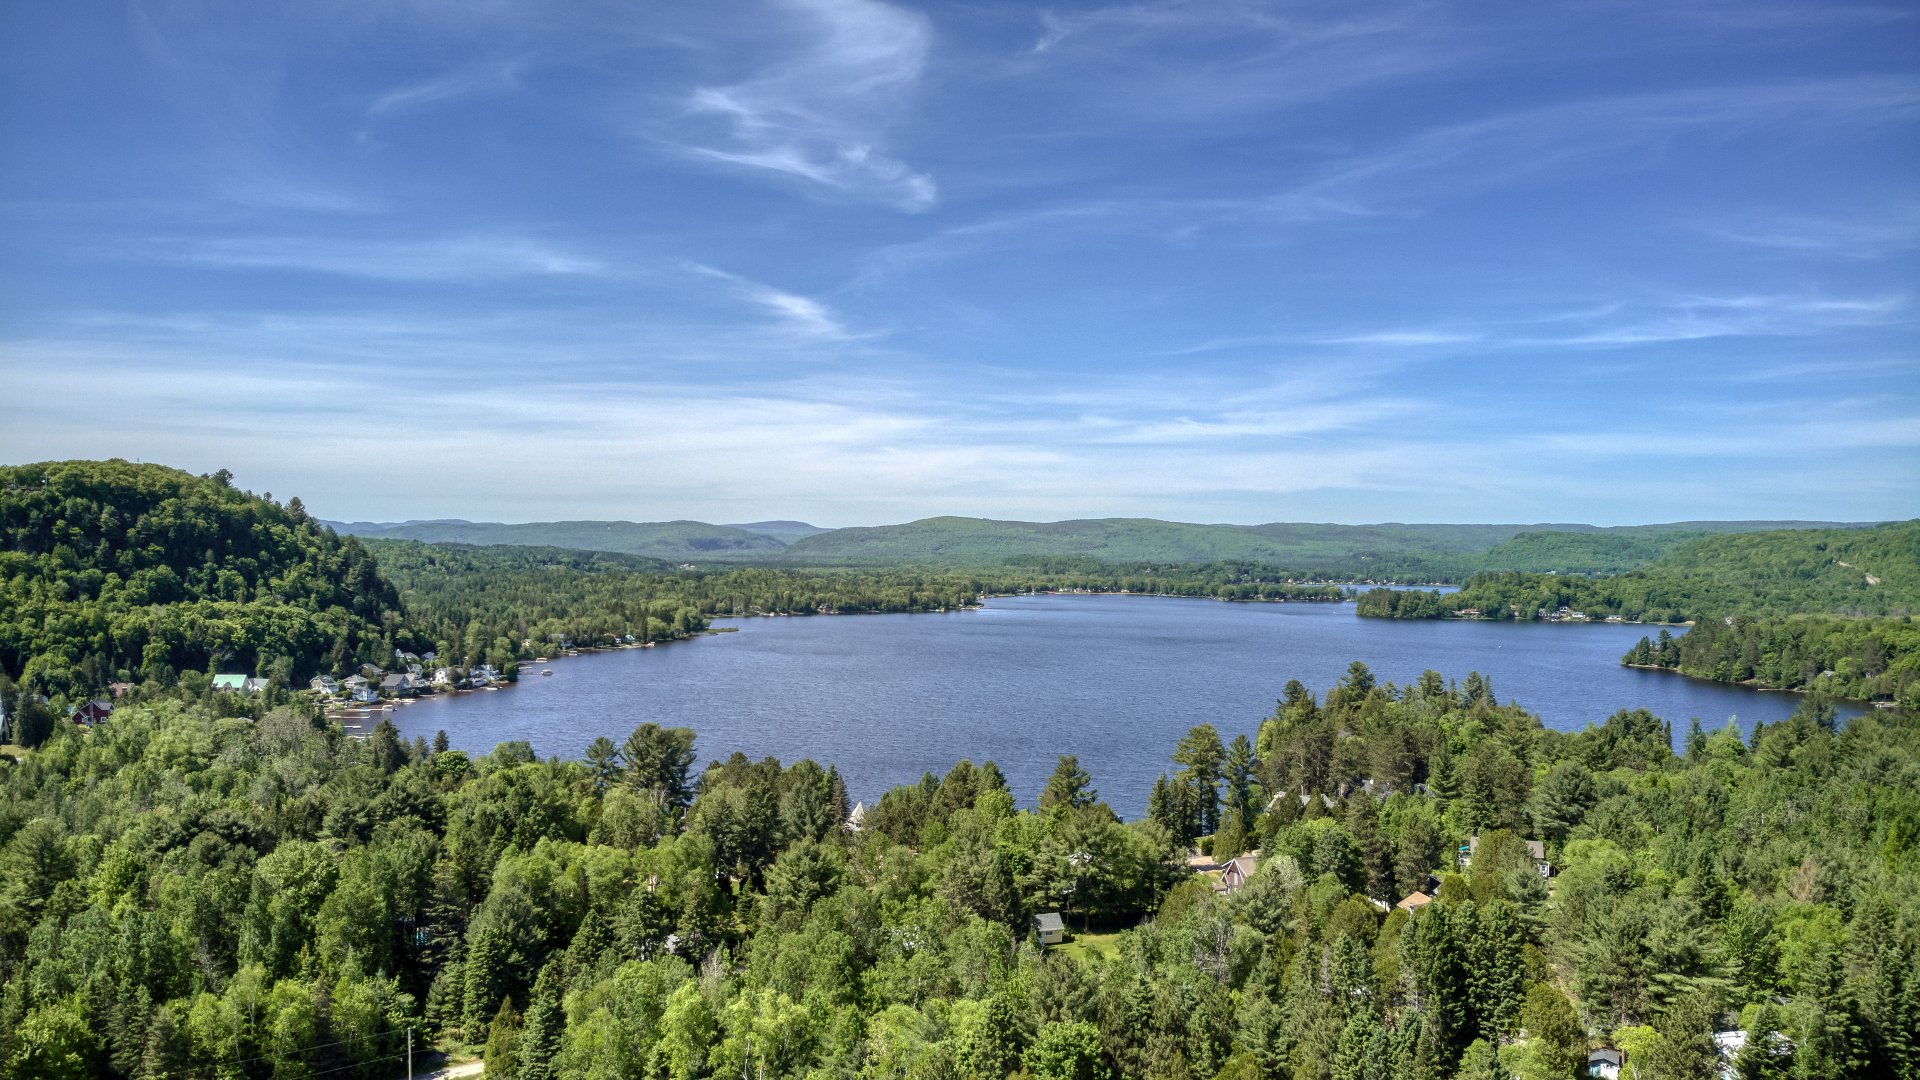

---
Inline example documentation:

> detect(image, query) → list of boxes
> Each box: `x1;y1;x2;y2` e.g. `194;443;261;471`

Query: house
1217;855;1259;892
350;687;380;704
242;677;270;694
471;664;500;684
1395;891;1434;912
343;674;369;691
432;668;452;687
71;699;113;726
310;676;340;696
1033;912;1067;947
1465;834;1552;878
845;801;866;833
1587;1048;1623;1079
211;674;248;693
380;673;418;697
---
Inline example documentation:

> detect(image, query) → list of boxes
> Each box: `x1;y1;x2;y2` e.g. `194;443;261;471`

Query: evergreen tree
1040;755;1099;811
516;961;564;1080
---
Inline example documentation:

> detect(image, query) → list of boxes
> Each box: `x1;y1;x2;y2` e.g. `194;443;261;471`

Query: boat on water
541;668;553;676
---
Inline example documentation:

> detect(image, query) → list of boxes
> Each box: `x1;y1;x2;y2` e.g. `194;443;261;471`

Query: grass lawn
1056;930;1125;964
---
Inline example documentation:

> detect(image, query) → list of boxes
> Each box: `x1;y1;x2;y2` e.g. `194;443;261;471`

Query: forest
1623;617;1920;707
1;666;1915;1079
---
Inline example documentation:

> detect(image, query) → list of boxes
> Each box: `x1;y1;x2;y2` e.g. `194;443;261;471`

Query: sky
1;0;1916;527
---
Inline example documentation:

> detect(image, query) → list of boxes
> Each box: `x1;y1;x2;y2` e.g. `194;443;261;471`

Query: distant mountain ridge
323;514;1875;576
324;518;787;560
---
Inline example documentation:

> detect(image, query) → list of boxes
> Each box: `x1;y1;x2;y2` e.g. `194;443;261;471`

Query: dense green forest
1357;521;1919;625
1624;617;1920;707
0;461;420;702
1;670;1915;1079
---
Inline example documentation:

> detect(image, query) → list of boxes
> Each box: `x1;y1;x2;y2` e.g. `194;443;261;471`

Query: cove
372;594;1857;818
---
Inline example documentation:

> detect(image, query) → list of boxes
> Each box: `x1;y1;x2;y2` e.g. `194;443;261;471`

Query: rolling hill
325;517;788;561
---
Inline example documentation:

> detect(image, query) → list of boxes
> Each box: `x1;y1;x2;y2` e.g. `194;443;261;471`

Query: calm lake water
373;595;1853;817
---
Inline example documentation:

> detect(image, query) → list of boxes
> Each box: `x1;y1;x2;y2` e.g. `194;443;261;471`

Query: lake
371;595;1853;817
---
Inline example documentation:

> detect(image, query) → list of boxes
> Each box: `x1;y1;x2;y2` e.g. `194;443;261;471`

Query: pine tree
1040;755;1098;811
516;961;564;1080
1470;900;1527;1040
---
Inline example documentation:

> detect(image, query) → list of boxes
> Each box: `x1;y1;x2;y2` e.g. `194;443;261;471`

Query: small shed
1033;912;1067;947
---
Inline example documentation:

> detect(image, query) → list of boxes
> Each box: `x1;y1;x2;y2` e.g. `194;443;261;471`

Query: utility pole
407;1027;413;1080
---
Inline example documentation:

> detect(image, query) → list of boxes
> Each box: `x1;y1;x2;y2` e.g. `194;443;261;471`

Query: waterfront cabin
1217;855;1260;893
350;687;380;704
310;675;340;696
1033;912;1067;947
380;673;418;698
1464;834;1553;878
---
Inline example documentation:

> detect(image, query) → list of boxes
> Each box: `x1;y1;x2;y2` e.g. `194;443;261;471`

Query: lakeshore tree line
1;460;1338;713
1;666;1916;1078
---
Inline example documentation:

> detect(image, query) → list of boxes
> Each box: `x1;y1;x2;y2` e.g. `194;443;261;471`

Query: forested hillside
330;511;1861;578
328;518;788;561
0;461;416;700
1359;521;1920;624
1;671;1913;1079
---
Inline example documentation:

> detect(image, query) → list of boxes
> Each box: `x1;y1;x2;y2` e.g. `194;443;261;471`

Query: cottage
310;675;340;696
242;677;270;694
1217;855;1259;892
470;664;500;684
211;674;248;693
1464;834;1553;878
343;674;369;691
1033;912;1067;947
1587;1048;1623;1079
72;699;113;726
845;801;867;833
350;687;380;704
432;668;452;687
380;673;418;698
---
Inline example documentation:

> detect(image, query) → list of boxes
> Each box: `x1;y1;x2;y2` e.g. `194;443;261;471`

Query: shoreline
1621;661;1893;707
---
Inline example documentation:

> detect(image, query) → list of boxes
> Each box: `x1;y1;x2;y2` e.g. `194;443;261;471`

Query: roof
210;674;247;690
1224;855;1259;876
381;674;409;687
1033;912;1066;932
1395;891;1434;910
1588;1049;1623;1065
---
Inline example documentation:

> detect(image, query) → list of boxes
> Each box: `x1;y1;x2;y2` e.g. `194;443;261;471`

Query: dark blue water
373;596;1853;817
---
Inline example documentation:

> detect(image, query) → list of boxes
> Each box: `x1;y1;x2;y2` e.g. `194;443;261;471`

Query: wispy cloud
1298;77;1920;209
126;234;603;282
369;60;523;116
688;263;858;341
1695;207;1920;259
667;0;935;210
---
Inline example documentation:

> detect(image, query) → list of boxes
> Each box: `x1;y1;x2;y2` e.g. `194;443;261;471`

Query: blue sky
2;0;1916;526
